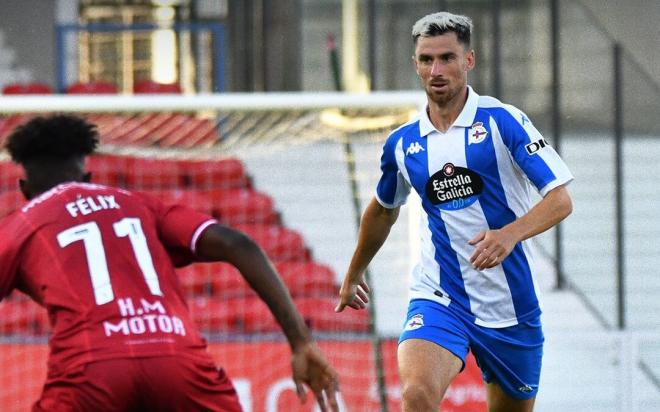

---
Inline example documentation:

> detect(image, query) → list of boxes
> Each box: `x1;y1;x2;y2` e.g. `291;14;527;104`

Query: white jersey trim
190;219;218;253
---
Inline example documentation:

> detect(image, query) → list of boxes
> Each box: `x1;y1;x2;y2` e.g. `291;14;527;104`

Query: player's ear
412;55;420;75
465;49;475;72
19;179;33;200
82;172;92;183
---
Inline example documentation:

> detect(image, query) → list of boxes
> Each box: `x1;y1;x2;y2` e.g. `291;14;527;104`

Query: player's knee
400;380;442;411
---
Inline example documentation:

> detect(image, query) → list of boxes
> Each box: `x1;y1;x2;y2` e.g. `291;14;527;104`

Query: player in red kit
0;115;340;412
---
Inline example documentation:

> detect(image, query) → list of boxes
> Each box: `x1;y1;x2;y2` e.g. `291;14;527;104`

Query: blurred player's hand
291;342;340;412
335;277;370;312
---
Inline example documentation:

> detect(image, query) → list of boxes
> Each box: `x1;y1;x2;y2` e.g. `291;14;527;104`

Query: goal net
0;92;487;412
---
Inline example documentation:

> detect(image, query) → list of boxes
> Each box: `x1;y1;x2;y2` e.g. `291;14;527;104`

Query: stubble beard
427;83;458;107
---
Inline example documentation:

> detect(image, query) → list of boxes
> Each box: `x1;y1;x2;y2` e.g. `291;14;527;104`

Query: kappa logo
405;141;425;155
404;314;424;331
468;122;488;145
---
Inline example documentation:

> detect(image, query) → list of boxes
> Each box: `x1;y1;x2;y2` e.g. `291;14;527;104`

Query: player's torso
395;115;539;327
399;112;528;240
16;183;207;373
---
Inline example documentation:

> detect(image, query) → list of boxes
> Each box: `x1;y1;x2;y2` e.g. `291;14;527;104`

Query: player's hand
468;229;517;271
334;276;370;312
291;342;340;412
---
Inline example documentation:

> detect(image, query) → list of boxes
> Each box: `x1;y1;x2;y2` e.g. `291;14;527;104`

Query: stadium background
0;0;659;411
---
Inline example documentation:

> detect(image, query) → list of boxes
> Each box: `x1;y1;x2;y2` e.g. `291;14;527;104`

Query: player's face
413;32;475;106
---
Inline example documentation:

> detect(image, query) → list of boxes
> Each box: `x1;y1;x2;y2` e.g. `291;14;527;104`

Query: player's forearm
232;244;312;350
196;226;311;350
345;198;399;283
502;185;572;243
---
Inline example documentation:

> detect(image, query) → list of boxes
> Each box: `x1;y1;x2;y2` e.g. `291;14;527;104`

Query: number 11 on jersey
57;218;163;305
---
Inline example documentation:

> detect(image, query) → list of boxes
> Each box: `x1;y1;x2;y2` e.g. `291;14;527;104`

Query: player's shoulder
384;115;422;149
476;95;529;127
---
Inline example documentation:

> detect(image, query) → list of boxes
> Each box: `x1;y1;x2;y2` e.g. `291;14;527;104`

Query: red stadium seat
189;295;369;334
177;261;336;299
189;296;278;334
123;157;185;190
295;297;369;333
86;154;129;187
2;82;53;94
233;224;310;262
176;263;254;298
134;80;182;94
200;188;278;225
0;298;50;335
143;189;216;216
179;158;250;189
67;81;118;94
275;261;337;297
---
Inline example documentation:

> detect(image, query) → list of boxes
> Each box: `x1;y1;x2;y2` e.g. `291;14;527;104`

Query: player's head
5;114;98;199
411;12;473;48
411;12;475;106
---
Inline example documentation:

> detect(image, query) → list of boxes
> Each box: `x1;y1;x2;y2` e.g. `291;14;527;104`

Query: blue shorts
399;299;544;400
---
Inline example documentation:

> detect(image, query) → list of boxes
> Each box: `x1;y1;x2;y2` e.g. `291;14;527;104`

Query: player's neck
426;87;468;133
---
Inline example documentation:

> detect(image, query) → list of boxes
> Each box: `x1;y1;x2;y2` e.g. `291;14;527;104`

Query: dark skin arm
195;224;339;412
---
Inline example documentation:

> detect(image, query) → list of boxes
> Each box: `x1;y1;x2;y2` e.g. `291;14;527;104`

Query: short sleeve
375;134;411;208
135;192;217;267
496;106;573;196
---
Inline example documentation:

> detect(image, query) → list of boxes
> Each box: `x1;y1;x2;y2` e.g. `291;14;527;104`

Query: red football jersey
0;182;217;376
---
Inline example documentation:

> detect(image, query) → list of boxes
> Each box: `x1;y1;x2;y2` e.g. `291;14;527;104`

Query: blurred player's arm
469;184;573;270
335;197;400;312
195;224;339;412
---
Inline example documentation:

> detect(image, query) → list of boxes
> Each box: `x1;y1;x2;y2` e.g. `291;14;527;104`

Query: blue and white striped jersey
376;87;573;328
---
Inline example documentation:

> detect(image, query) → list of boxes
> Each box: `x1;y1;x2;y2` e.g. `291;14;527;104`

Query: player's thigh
486;380;536;412
398;338;463;399
398;299;468;400
139;356;242;412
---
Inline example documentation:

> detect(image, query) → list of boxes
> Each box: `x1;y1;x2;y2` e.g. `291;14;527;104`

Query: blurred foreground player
336;11;573;412
0;115;339;412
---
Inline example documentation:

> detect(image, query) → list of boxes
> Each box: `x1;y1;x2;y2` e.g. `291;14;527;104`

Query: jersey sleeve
375;133;411;208
135;192;217;267
496;105;574;196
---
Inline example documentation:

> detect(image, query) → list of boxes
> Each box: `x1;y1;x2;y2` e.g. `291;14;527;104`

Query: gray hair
411;12;473;46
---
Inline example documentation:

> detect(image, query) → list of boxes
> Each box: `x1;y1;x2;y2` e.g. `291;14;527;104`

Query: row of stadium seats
2;80;182;95
0;114;221;148
0;155;248;192
177;261;337;298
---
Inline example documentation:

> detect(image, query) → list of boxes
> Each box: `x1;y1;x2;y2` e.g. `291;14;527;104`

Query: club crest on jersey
405;141;425;155
468;122;488;145
404;314;424;331
425;163;484;211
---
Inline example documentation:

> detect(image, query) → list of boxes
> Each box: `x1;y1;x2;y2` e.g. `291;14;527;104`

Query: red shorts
33;356;243;412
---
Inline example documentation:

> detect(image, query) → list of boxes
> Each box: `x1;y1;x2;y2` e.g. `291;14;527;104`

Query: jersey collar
419;85;479;137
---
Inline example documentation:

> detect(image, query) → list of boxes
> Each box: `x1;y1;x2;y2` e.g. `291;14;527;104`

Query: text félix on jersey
65;194;120;217
104;297;186;337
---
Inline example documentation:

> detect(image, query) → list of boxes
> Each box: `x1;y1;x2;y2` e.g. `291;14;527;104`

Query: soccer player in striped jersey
0;115;339;412
336;11;573;412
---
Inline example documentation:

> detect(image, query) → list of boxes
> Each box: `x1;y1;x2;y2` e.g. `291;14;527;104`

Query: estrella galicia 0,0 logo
425;163;484;211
